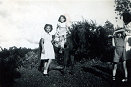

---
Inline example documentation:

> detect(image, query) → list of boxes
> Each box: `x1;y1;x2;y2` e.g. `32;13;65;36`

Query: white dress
54;22;69;48
41;31;55;59
57;22;67;36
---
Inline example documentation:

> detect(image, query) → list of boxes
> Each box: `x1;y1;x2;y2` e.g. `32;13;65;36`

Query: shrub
0;47;32;87
70;20;114;61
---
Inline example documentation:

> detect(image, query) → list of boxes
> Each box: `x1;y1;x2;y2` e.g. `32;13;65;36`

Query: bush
0;47;32;87
22;51;39;69
69;20;114;61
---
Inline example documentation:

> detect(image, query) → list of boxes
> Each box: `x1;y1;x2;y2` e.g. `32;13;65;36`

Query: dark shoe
69;71;73;75
59;69;65;75
43;73;49;76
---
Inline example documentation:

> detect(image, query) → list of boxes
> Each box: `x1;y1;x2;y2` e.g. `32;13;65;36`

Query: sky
0;0;123;49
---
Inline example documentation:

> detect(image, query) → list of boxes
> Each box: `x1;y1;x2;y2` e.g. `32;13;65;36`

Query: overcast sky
0;0;123;49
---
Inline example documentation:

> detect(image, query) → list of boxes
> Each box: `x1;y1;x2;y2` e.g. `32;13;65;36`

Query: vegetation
0;19;115;87
70;20;114;61
114;0;131;24
0;46;32;87
1;1;131;87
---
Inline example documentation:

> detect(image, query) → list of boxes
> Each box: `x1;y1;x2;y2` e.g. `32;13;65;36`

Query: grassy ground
13;58;131;87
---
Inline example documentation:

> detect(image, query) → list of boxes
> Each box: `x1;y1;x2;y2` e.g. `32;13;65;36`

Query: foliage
0;46;32;87
22;51;39;69
104;20;114;35
114;0;131;19
0;19;115;86
70;20;114;61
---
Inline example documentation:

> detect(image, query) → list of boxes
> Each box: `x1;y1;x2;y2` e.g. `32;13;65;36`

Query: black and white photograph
0;0;131;87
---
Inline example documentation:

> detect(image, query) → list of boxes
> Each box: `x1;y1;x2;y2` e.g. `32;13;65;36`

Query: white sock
43;70;47;74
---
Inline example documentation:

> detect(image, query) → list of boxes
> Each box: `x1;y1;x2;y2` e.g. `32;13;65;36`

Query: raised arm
125;31;131;36
124;23;131;36
114;29;125;34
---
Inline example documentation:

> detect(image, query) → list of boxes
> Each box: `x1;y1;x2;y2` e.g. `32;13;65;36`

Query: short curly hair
44;24;53;32
58;15;66;23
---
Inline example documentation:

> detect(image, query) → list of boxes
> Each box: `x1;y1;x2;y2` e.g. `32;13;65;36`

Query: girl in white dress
39;24;55;75
54;15;70;53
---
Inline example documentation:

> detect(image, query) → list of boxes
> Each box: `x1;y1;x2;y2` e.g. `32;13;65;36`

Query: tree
114;0;131;17
114;0;131;25
103;20;114;35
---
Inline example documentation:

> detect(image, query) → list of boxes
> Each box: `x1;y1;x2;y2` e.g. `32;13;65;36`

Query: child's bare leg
113;63;117;80
61;39;65;48
122;61;128;82
44;59;52;74
44;62;47;69
43;61;48;74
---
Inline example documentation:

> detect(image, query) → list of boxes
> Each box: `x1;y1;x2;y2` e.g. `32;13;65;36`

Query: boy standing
112;30;128;82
